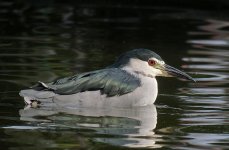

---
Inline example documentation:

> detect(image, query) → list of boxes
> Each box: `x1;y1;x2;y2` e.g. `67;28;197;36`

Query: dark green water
0;1;228;150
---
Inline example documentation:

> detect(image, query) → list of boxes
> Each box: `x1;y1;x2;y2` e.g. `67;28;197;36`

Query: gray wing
33;68;141;97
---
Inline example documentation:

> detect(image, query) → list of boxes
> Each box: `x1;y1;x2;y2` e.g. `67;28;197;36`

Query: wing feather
33;68;141;97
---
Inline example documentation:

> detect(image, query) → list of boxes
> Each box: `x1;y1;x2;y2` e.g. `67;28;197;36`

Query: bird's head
111;48;195;82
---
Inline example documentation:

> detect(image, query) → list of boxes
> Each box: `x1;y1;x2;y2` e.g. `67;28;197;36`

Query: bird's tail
19;89;56;107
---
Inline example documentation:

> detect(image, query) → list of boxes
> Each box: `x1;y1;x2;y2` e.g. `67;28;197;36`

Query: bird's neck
120;67;155;81
122;68;154;79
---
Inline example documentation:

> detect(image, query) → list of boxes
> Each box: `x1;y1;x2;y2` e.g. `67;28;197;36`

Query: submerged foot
24;97;41;108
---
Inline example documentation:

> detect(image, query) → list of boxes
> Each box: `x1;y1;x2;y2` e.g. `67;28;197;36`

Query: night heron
20;48;195;108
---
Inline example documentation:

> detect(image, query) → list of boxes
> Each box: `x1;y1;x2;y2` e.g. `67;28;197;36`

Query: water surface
0;1;228;150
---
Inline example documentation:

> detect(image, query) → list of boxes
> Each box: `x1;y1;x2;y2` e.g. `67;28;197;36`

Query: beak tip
164;64;196;83
191;78;196;82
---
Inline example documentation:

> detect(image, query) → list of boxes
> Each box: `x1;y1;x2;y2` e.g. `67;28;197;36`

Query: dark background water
0;0;228;149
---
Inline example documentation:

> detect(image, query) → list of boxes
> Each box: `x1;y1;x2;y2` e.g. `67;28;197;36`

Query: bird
19;48;195;108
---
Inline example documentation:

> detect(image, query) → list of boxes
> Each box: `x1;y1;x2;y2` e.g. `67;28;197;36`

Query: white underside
20;74;158;108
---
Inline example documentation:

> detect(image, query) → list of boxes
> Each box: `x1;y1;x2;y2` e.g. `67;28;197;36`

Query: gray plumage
32;68;141;97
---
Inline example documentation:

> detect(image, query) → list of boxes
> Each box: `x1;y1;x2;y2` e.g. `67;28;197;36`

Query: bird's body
20;71;157;108
20;49;195;108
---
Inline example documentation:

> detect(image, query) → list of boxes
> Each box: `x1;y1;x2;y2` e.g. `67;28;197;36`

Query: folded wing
32;68;141;97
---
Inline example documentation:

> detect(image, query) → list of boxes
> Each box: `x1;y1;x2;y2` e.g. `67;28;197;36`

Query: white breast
129;75;158;107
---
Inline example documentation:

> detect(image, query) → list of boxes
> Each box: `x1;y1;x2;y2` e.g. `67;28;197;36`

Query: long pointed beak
163;64;196;82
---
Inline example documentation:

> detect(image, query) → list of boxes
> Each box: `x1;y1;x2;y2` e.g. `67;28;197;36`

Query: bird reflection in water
19;104;160;148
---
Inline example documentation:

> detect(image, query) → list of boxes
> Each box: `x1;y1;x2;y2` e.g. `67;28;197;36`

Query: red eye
148;59;156;66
